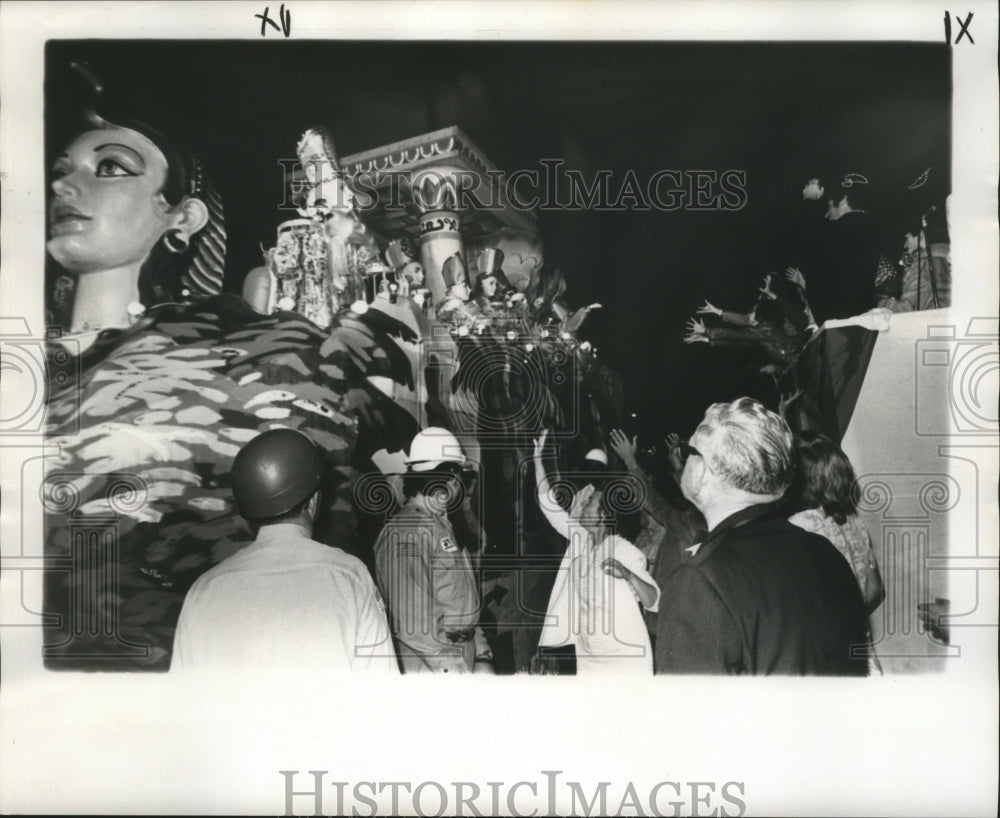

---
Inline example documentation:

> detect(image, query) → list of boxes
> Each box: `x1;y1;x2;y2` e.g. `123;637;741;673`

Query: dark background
45;40;951;438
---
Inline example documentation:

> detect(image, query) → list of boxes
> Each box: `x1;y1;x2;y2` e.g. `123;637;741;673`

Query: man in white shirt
171;429;397;673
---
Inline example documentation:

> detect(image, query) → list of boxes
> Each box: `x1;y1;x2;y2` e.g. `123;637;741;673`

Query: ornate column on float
412;169;466;306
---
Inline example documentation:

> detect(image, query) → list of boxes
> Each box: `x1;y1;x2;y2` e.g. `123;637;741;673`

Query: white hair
692;397;795;497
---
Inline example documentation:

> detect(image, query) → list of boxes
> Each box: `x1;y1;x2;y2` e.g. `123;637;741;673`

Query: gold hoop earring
163;229;190;254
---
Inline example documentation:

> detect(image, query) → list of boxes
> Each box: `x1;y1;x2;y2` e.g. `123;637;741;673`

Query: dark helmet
231;429;326;520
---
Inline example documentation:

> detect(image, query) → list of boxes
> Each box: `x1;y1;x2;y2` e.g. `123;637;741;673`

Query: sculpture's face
450;281;471;301
48;127;174;275
401;261;424;286
480;275;499;298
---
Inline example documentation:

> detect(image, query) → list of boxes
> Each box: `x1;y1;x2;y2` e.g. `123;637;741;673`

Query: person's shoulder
658;561;726;605
840;513;871;541
309;541;372;576
788;507;826;533
181;554;235;598
765;515;832;544
773;518;858;571
726;513;834;556
373;505;441;556
381;501;441;532
729;512;797;537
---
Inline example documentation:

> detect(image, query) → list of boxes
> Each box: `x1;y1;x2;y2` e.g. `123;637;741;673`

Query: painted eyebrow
92;143;146;167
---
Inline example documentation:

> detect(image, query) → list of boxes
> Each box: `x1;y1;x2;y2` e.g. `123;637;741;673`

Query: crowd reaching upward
683;172;952;378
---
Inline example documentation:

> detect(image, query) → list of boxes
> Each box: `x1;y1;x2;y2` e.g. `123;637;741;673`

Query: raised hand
532;429;549;461
684;317;708;344
758;274;777;300
665;433;684;474
602;558;629;579
608;428;639;470
696;299;722;316
778;387;805;420
785;267;806;289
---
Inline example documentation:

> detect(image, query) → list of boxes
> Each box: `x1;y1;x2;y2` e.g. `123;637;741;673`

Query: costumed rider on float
372;427;495;674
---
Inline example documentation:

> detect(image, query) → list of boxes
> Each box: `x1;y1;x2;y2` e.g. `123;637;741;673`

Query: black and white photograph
1;1;997;815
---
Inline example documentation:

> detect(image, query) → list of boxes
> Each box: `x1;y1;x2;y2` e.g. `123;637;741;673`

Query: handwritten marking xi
255;4;291;38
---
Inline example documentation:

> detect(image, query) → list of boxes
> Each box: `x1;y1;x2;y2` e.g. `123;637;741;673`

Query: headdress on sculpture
296;126;340;168
475;248;505;280
442;253;469;290
296;125;354;217
386;238;418;270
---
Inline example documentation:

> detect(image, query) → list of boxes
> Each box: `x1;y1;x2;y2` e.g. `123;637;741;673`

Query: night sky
45;40;951;437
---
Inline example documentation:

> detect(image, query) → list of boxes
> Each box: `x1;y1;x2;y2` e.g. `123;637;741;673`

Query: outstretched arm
534;430;575;539
695;298;755;326
720;310;755;326
609;428;672;524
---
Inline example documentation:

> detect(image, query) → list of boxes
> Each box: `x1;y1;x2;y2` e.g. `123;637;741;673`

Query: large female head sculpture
47;63;226;319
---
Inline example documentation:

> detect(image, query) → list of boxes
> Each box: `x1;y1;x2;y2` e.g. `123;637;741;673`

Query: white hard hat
584;448;608;466
405;427;471;472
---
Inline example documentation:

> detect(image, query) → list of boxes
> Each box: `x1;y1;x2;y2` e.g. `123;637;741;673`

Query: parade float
42;123;625;671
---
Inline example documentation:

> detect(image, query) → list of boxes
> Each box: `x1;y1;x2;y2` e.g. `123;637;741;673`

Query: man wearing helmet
172;429;396;673
373;427;495;674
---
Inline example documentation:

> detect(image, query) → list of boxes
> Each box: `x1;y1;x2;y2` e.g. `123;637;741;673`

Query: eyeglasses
678;441;703;464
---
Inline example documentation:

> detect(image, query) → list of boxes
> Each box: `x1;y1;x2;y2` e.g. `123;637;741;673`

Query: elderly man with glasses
654;398;870;675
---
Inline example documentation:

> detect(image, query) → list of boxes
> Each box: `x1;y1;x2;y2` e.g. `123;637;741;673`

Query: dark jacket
654;506;869;675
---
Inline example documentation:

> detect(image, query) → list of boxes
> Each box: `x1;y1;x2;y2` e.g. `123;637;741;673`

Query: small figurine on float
471;247;518;310
242;126;380;328
471;227;544;294
385;238;428;304
436;252;481;328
